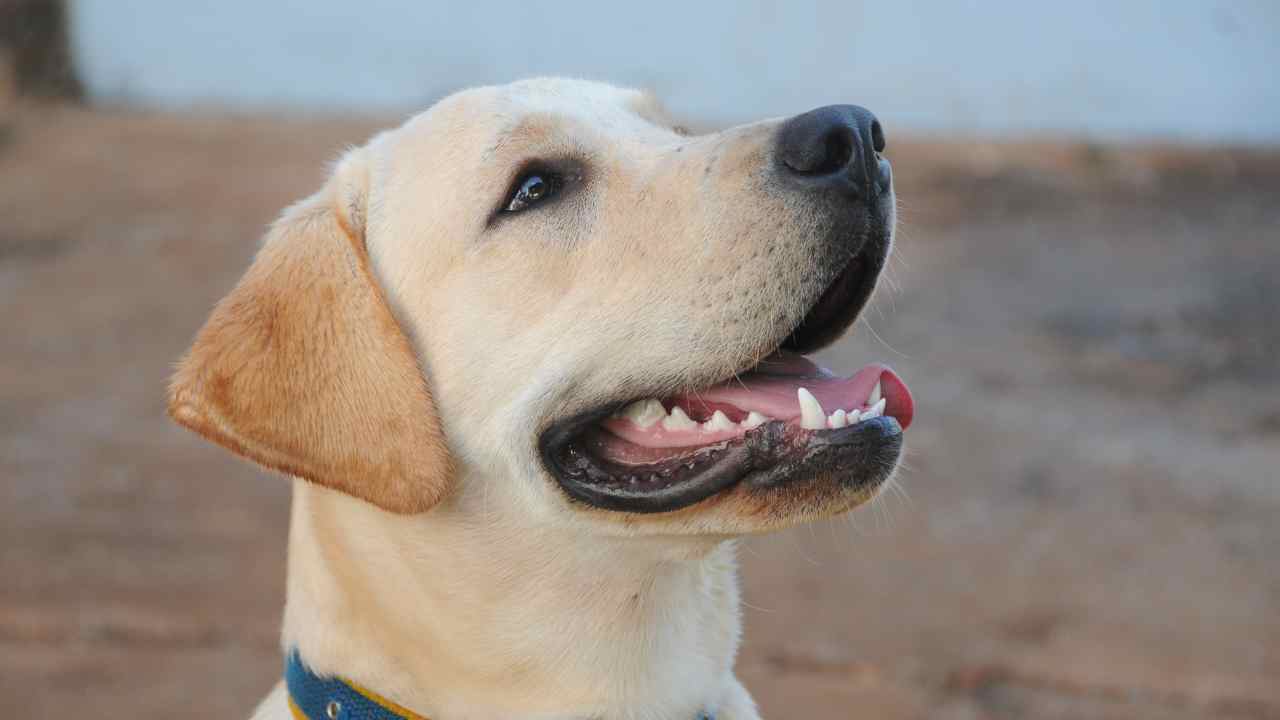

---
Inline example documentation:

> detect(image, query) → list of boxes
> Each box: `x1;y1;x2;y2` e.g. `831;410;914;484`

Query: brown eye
505;172;559;213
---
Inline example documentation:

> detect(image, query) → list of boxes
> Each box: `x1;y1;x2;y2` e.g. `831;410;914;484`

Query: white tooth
863;398;887;419
868;380;882;407
703;410;736;432
797;388;826;430
846;408;862;424
623;398;667;428
742;411;768;429
828;408;848;428
662;406;698;431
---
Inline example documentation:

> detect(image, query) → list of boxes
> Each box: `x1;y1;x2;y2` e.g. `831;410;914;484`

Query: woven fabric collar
286;651;715;720
286;651;429;720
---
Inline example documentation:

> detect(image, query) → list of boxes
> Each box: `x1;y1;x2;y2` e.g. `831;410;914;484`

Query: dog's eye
504;172;560;213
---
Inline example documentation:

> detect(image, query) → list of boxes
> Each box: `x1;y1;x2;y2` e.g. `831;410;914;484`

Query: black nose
776;105;889;197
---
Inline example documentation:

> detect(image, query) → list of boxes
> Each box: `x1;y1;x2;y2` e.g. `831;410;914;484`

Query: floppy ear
168;149;453;513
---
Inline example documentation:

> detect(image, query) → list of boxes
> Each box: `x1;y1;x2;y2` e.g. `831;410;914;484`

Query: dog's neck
281;481;755;720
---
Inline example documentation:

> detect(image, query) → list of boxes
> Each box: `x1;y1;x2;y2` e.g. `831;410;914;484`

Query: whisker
784;531;822;567
858;315;911;360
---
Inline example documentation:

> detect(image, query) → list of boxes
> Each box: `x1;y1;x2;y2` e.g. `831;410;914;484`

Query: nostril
870;120;885;153
782;124;855;176
814;128;854;175
783;126;854;176
777;104;885;190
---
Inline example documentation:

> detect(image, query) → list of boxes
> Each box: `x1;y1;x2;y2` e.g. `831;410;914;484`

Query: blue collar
286;651;429;720
286;651;714;720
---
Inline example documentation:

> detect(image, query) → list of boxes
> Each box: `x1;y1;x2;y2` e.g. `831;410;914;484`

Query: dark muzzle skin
772;104;897;354
542;406;903;514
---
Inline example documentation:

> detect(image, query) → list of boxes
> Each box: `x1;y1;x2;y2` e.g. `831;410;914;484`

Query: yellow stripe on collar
286;694;309;720
345;678;430;720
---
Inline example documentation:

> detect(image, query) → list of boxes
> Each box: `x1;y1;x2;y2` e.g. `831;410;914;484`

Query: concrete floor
2;106;1277;719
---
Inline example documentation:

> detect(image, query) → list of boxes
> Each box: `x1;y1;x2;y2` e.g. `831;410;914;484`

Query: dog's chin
538;218;914;519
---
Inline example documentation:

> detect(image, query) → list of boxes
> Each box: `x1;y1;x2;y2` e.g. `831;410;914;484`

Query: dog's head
169;78;913;535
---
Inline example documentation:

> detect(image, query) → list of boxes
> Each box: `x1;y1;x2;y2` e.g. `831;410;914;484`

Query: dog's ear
168;149;453;514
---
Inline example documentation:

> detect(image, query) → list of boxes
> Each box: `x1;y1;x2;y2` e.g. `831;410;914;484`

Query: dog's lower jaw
272;479;763;720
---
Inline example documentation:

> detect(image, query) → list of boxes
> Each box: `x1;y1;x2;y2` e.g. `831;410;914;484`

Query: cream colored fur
170;78;897;720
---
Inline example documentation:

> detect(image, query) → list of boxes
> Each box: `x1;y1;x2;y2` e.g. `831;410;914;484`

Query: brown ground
2;105;1277;719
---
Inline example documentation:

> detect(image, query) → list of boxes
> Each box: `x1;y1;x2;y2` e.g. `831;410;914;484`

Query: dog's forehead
499;78;668;132
395;78;674;153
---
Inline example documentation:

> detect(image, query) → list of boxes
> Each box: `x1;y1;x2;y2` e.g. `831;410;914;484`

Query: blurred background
2;1;1278;718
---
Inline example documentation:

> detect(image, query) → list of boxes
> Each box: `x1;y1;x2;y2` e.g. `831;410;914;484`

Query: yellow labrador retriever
169;78;914;720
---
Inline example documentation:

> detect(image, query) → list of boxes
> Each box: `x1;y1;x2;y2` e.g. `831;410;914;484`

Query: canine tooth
868;380;882;407
742;411;768;429
798;388;826;430
622;398;667;428
703;410;735;432
662;406;698;431
828;409;848;428
863;398;887;419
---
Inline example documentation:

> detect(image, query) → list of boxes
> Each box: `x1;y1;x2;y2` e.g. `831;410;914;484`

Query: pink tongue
675;358;915;429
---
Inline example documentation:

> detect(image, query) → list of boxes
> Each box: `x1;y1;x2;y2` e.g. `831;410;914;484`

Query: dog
168;78;914;720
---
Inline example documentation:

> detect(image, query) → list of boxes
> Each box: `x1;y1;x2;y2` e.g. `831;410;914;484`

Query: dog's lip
542;411;904;514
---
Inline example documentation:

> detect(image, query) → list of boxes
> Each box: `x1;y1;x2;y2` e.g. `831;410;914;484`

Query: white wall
70;0;1280;144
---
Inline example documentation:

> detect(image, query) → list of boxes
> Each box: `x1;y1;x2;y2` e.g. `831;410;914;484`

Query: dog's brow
483;114;562;161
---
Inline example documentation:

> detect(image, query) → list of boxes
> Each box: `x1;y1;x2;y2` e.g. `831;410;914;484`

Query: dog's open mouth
541;245;913;514
598;357;912;457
